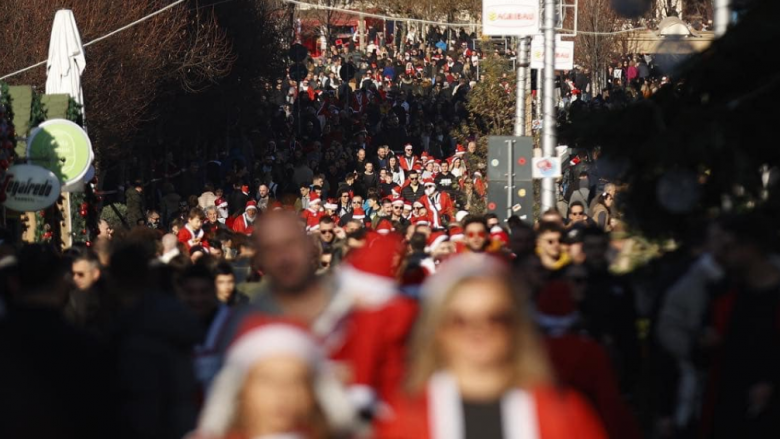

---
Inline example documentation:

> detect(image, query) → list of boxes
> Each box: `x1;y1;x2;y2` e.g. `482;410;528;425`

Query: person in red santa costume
378;254;607;439
218;211;418;423
179;208;209;252
301;194;325;231
535;281;642;439
419;179;454;230
399;143;418;172
231;201;258;236
192;319;356;439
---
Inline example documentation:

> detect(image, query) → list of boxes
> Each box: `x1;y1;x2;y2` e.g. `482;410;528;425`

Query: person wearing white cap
194;322;356;439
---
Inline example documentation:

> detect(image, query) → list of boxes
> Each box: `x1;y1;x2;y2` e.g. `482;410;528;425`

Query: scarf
428;372;538;439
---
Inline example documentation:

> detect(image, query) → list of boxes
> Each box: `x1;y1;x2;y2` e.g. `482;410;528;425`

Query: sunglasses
410;177;418;181
320;229;334;235
467;231;487;238
393;206;402;210
444;311;514;332
352;201;362;205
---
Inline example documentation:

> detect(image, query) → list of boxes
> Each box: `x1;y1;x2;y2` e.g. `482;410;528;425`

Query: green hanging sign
26;119;93;185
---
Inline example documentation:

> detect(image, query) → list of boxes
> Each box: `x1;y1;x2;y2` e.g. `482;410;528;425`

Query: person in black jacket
579;227;640;391
401;170;425;202
0;245;111;439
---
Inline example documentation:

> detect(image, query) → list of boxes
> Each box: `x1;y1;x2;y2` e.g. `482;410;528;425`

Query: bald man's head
254;211;317;294
162;234;178;252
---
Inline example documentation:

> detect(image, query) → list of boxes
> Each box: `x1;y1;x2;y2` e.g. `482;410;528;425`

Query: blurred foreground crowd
0;207;778;439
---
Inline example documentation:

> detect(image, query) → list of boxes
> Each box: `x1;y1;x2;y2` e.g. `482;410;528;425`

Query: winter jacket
125;188;145;228
112;292;201;439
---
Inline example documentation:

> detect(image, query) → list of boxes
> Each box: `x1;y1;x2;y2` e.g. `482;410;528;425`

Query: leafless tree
0;0;234;161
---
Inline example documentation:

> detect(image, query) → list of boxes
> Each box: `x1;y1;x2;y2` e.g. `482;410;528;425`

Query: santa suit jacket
178;225;207;252
300;208;325;231
232;292;418;417
399;155;418;172
230;213;255;236
328;296;419;406
420;191;455;229
379;376;607;439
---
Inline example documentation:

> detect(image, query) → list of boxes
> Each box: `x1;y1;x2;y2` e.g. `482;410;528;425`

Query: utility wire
0;0;649;81
0;0;186;81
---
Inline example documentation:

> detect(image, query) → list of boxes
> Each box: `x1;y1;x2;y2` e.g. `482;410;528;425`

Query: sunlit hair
406;254;552;393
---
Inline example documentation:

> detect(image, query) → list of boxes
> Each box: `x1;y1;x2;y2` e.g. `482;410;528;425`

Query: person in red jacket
399;143;418;172
218;212;418;425
301;194;325;231
536;281;642;439
419;179;454;230
178;208;208;252
231;201;258;236
378;254;606;439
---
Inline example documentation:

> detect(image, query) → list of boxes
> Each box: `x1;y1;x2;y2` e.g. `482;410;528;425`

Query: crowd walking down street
2;3;780;439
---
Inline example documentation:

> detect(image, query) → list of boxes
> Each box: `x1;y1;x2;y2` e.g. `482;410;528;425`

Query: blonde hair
405;255;552;393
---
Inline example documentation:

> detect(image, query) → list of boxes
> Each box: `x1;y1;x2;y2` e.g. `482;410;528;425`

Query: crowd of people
1;26;779;439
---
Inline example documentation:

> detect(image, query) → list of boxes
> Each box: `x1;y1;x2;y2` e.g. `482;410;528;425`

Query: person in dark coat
0;244;111;439
579;227;641;391
702;214;780;439
108;241;201;439
125;180;145;229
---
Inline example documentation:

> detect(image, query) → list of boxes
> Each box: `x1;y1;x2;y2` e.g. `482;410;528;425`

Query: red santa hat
412;216;430;227
309;193;322;205
490;225;509;246
197;319;355;437
427;231;449;253
325;198;338;210
352;206;366;219
535;280;579;335
403;201;413;211
391;185;402;198
391;198;405;208
456;144;467;156
423;178;437;188
413;199;425;208
215;197;228;208
413;163;423;171
449;225;464;241
271;201;283;211
331;233;405;308
245;200;258;211
376;219;394;235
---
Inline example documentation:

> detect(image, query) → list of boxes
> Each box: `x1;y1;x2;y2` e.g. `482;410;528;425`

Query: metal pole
359;13;366;51
515;37;529;136
714;0;730;37
541;0;557;213
505;139;514;220
536;68;542;121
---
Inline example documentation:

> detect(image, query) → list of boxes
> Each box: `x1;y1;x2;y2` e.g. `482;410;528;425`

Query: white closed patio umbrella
45;9;86;107
45;9;88;246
